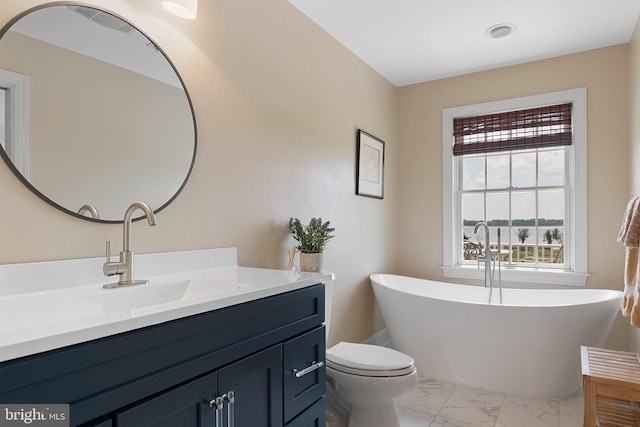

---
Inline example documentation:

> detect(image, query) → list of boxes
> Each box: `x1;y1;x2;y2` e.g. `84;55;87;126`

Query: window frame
442;88;589;286
0;69;29;178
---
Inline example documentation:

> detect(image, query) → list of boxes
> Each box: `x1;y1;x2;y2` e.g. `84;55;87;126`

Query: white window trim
0;69;29;178
442;88;588;286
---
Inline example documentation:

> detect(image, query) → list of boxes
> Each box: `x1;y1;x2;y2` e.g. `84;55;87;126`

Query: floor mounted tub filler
370;274;622;398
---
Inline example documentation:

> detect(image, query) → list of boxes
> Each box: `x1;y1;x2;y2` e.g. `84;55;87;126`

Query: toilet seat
326;342;415;377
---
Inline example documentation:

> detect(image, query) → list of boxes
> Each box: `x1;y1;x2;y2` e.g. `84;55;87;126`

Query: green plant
544;228;563;244
289;217;335;253
517;228;529;244
551;228;563;244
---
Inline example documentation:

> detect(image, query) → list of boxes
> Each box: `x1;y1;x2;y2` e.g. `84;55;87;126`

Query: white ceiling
10;5;181;88
288;0;640;87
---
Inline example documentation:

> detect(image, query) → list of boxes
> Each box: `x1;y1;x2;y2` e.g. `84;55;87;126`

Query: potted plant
288;217;335;272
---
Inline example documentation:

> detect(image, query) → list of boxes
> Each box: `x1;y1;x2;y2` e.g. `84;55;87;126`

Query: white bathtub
370;274;622;398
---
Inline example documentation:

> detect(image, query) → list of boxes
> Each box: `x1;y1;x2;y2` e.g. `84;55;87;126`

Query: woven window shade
453;103;572;156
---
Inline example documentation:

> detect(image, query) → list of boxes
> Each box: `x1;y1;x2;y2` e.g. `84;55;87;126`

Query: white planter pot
300;252;323;273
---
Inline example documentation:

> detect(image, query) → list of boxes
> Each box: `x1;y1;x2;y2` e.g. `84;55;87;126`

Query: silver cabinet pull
209;396;224;427
225;391;235;427
209;395;225;410
294;360;324;378
209;392;235;427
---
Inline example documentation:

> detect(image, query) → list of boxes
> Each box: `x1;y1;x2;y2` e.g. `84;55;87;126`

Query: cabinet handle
209;392;235;427
225;391;235;427
294;360;325;378
209;396;225;427
209;395;225;410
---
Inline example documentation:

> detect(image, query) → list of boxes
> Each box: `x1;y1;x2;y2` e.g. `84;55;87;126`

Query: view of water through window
460;147;567;265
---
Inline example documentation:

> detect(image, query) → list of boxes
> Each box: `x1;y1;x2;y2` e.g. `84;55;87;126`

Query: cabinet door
218;345;283;427
115;371;218;427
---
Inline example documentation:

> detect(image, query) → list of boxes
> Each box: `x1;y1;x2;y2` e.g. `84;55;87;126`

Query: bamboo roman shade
453;103;573;156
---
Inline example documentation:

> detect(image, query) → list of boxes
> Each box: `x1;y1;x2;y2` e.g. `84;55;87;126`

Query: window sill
441;265;589;287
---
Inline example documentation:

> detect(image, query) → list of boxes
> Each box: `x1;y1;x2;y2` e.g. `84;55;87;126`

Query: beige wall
0;0;397;346
397;45;631;350
629;17;640;351
1;0;637;352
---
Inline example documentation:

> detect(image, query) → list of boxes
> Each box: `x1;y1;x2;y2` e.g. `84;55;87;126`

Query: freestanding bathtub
370;274;623;398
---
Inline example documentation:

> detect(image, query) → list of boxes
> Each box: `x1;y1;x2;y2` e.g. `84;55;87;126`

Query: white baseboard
362;328;392;348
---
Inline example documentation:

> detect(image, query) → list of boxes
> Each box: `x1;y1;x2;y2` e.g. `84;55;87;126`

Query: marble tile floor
396;375;584;427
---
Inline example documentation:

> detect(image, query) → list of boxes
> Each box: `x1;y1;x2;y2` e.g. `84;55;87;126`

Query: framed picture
356;129;385;199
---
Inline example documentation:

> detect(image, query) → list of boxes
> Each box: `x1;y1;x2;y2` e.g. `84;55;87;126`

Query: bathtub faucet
473;222;492;288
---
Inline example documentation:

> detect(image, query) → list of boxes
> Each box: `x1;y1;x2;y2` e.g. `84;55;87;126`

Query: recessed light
162;0;198;20
486;23;517;39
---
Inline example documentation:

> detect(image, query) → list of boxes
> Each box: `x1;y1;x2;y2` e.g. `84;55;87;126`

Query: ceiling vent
486;23;517;39
67;6;134;33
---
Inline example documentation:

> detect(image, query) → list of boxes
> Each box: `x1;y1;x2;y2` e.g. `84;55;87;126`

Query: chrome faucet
103;201;157;289
473;221;492;288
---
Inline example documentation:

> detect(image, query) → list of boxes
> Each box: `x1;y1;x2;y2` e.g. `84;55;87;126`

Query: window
442;88;588;286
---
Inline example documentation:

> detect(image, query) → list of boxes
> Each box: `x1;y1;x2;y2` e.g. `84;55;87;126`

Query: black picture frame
356;129;385;199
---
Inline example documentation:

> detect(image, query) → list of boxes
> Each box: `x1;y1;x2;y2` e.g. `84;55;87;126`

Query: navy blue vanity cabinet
116;345;282;426
0;284;326;427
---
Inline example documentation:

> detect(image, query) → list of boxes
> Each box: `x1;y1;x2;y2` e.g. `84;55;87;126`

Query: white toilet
324;281;418;427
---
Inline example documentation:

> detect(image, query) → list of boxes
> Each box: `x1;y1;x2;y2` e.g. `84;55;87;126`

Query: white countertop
0;248;333;363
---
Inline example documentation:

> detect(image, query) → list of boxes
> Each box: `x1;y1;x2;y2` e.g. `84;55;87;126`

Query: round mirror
0;4;196;222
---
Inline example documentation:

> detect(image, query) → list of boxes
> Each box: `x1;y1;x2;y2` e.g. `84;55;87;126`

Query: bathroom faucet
103;201;157;289
473;221;492;288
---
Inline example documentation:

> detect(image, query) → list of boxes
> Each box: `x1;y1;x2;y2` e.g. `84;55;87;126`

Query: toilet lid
326;342;415;377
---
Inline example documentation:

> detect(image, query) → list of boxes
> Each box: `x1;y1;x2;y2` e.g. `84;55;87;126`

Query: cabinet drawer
285;397;325;427
283;326;326;422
